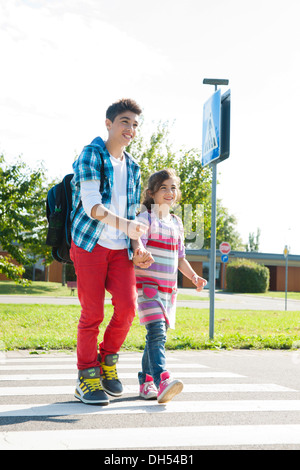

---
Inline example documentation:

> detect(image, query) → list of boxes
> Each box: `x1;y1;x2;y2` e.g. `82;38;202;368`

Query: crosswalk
1;351;300;450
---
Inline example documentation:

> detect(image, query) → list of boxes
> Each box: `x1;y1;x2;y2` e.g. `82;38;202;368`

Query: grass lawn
246;291;300;300
0;303;300;352
0;281;77;297
0;281;71;297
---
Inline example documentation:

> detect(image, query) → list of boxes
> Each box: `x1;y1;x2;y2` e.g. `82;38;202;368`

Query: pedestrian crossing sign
202;89;221;167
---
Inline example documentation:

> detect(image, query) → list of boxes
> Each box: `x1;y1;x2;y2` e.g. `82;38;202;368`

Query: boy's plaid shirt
70;141;141;258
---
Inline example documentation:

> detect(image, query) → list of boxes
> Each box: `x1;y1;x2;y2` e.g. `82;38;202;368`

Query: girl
133;169;207;404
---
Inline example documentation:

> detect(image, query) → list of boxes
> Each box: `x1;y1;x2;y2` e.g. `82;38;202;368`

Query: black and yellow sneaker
74;367;109;405
99;354;123;397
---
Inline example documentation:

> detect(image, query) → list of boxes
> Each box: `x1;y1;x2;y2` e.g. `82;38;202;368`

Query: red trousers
70;241;137;370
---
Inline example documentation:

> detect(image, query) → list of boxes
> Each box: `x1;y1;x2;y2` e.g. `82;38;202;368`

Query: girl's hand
133;247;154;269
191;274;207;292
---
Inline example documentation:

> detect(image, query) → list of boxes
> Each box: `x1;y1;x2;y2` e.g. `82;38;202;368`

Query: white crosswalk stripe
2;400;300;417
0;371;245;381
0;362;206;370
1;352;300;450
0;383;294;396
2;424;300;450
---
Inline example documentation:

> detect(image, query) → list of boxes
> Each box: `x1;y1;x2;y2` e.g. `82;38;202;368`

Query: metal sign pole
284;245;288;311
203;78;229;340
209;158;217;339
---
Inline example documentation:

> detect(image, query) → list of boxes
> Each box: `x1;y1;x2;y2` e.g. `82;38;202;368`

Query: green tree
128;121;242;250
0;155;53;283
245;228;261;252
216;202;244;251
226;258;269;293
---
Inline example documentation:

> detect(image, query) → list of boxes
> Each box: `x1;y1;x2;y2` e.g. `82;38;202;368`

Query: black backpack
46;146;104;264
46;174;78;264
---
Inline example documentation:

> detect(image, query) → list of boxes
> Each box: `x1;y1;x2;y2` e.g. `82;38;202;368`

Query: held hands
191;274;207;292
129;218;153;269
133;247;154;269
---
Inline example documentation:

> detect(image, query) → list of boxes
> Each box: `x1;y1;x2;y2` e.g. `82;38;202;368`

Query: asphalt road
1;350;300;450
1;289;300;311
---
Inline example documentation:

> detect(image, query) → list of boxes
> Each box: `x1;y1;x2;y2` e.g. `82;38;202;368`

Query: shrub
226;259;269;293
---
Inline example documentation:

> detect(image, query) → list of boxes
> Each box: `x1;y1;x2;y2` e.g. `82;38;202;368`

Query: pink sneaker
157;371;183;404
139;374;158;400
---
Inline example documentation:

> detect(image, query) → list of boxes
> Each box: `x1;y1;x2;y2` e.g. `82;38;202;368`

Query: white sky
1;0;300;254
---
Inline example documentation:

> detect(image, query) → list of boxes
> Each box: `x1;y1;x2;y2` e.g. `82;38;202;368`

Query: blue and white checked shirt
71;137;141;258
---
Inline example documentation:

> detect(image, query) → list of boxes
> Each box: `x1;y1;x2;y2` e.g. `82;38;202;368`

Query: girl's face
151;177;179;208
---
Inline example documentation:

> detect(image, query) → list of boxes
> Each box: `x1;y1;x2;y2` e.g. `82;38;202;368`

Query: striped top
134;210;185;329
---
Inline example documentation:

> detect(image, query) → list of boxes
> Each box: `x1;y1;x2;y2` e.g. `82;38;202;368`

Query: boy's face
105;111;139;147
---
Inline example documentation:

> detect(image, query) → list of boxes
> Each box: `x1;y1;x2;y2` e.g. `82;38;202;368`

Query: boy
70;98;152;405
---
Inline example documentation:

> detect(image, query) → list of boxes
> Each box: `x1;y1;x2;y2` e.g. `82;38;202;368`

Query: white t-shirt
80;154;128;250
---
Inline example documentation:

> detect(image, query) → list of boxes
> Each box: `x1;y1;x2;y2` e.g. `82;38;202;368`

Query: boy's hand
133;247;154;269
127;220;148;240
192;274;207;292
93;206;148;240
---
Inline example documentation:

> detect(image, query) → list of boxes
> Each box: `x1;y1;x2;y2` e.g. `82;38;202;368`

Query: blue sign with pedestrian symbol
202;89;221;167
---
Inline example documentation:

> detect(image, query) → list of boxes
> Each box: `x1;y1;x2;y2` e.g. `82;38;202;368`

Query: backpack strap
99;150;105;193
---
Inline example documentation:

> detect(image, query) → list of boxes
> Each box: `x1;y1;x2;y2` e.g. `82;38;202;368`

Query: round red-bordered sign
219;242;231;255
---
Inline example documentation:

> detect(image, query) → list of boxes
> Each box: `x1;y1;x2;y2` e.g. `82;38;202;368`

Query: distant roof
185;249;300;267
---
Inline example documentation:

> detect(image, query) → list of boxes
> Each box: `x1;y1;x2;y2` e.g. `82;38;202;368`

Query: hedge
226;258;269;293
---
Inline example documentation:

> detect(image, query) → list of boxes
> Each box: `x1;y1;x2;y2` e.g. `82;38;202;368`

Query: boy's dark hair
106;98;142;122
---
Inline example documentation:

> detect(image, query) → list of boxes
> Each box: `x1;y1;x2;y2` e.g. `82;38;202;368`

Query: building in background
182;250;300;292
2;248;300;292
